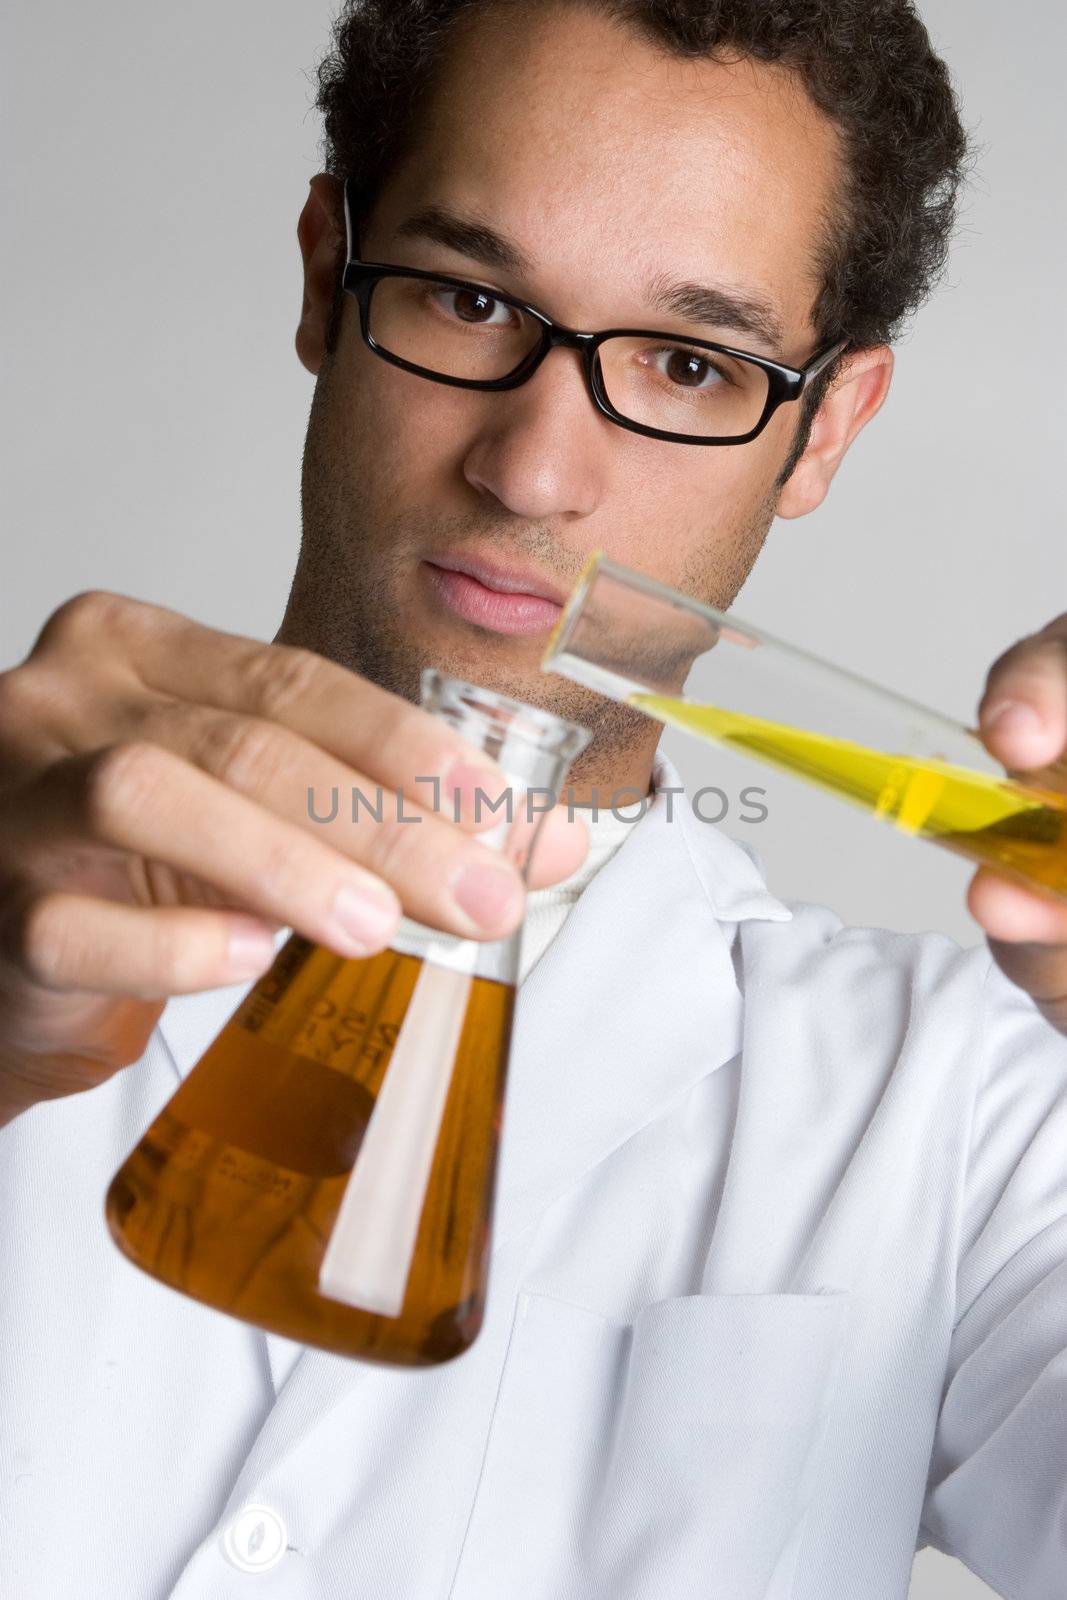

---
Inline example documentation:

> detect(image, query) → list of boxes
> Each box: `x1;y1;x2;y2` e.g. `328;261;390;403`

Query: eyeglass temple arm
343;180;361;261
801;338;849;388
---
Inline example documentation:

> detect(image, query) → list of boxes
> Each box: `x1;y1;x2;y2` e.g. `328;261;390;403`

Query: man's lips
422;561;565;636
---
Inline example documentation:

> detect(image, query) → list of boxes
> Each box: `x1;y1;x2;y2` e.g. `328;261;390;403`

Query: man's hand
971;613;1067;1035
0;591;588;1122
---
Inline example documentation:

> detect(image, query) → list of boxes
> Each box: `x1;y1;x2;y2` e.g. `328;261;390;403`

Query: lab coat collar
649;749;791;926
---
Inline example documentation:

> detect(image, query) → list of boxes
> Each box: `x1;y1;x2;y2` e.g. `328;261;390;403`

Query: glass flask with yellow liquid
542;552;1066;905
105;672;591;1367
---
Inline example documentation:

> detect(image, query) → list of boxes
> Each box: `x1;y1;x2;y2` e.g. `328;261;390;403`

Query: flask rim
420;668;591;759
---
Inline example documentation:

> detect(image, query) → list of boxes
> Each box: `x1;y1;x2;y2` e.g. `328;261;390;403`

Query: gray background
3;3;1063;1595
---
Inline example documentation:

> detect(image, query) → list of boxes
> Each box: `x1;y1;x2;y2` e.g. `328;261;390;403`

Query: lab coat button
221;1505;287;1572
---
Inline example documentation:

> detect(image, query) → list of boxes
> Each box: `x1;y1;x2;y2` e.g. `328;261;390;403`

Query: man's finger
967;868;1067;1031
967;867;1067;943
28;590;513;825
978;620;1067;771
981;934;1067;1034
520;805;589;889
0;893;281;1000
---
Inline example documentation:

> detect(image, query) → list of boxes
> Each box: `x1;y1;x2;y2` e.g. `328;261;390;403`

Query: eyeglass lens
367;275;771;440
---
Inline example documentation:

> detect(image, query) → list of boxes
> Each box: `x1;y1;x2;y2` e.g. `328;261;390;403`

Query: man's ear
295;173;346;376
776;345;894;518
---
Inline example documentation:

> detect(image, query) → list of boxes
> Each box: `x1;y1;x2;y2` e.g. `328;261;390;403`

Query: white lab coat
2;751;1066;1600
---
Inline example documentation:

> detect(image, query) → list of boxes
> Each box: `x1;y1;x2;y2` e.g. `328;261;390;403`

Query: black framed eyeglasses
341;202;846;448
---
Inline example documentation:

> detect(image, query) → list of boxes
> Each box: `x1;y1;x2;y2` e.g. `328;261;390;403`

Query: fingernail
331;883;398;956
983;701;1043;736
450;860;523;932
226;922;278;979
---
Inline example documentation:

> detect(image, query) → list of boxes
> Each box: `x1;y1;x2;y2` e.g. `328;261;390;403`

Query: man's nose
461;349;611;521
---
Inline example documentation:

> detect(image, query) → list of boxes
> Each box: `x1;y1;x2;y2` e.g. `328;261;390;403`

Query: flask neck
422;669;589;777
397;671;591;982
421;669;591;880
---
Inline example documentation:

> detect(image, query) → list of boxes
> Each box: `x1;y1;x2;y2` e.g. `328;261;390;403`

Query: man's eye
433;287;514;326
645;346;730;390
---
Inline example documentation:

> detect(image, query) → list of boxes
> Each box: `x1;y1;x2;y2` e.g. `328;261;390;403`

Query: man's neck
561;746;658;810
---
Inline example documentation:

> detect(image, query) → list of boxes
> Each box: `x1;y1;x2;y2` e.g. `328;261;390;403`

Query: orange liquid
106;935;514;1367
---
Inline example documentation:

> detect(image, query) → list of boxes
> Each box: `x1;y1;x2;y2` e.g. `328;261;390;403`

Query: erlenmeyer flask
105;671;590;1367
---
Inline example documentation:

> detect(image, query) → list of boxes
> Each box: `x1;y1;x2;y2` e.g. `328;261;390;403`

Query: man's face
290;3;843;759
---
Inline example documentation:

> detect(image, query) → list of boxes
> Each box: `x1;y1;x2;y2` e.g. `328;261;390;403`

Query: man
1;1;1065;1596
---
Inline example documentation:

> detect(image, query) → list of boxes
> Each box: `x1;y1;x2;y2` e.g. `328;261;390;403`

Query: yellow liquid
631;694;1067;903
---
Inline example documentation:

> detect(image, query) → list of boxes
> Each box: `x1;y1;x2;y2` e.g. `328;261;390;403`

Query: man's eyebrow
392;206;784;350
393;206;533;277
646;271;785;351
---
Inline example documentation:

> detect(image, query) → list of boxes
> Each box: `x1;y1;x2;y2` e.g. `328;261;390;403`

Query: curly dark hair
314;0;969;449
